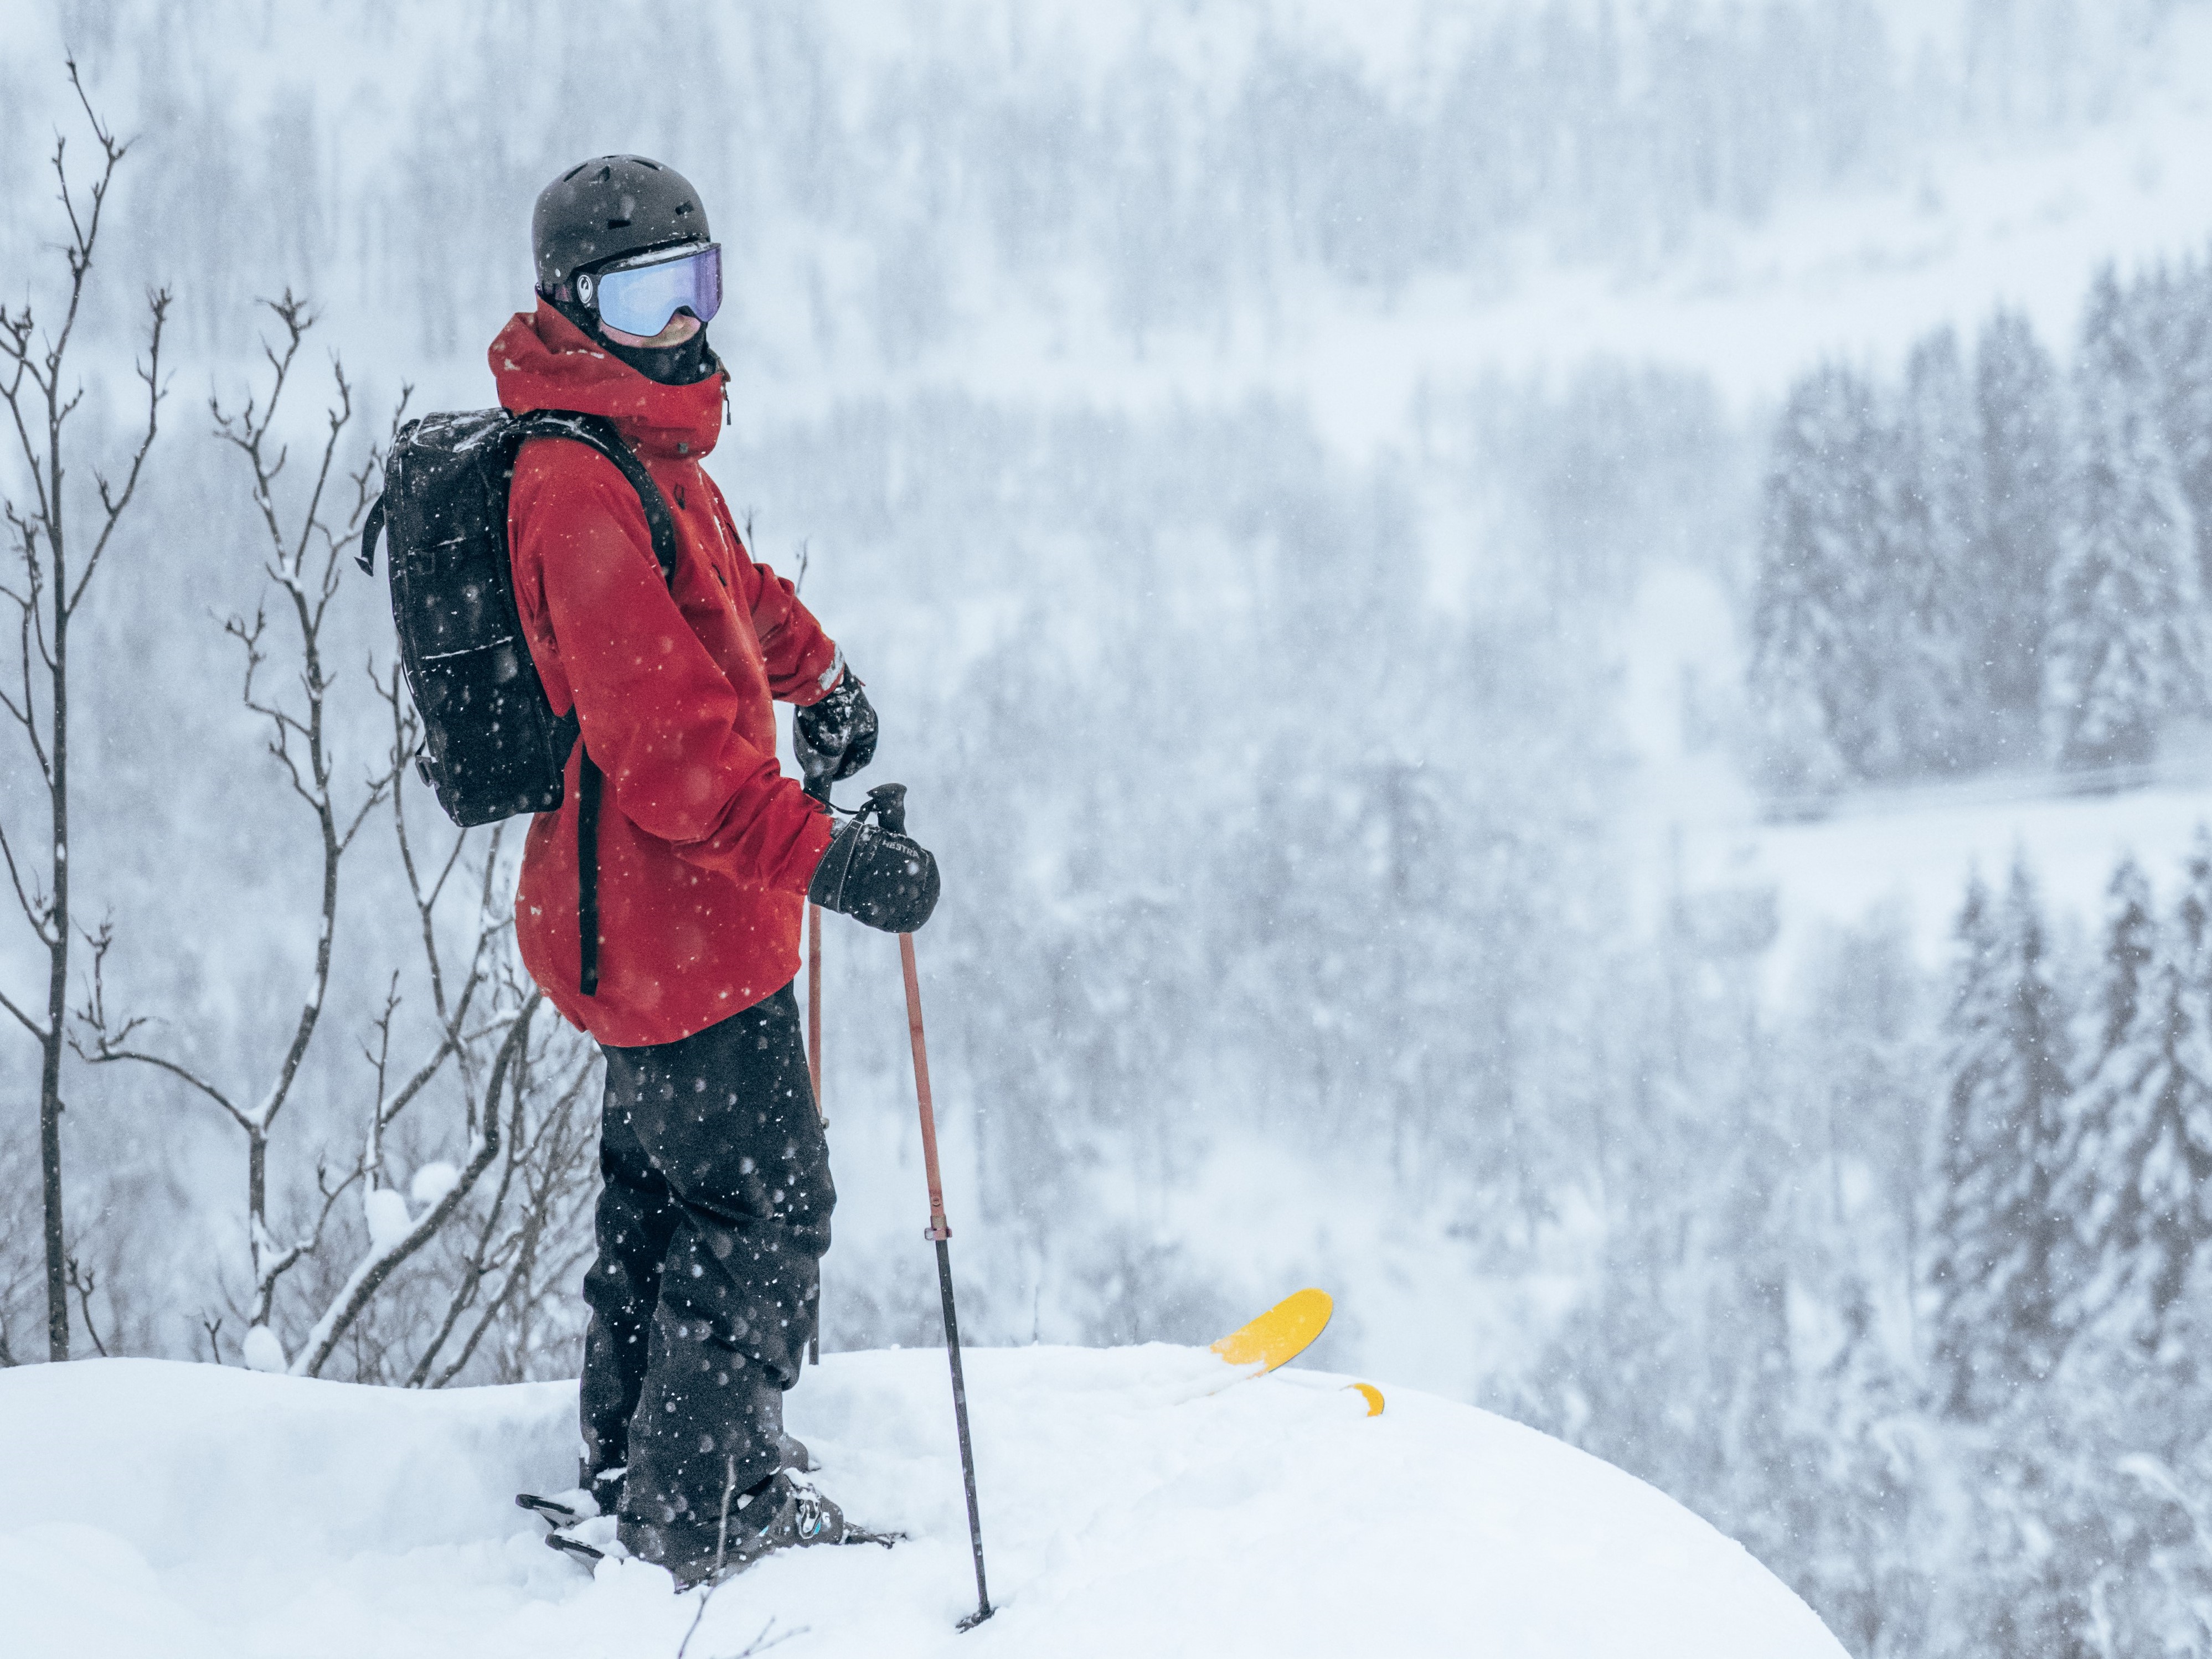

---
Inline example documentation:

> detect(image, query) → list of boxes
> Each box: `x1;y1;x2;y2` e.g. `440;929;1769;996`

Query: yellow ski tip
1210;1288;1333;1372
1348;1382;1385;1416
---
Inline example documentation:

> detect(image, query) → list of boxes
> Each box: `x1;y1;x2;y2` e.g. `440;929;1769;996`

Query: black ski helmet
533;155;710;295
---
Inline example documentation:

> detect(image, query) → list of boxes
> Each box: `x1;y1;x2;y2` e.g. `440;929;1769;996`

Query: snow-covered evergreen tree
1756;342;1989;783
1930;859;2075;1417
1751;361;1878;783
1973;307;2065;739
1893;327;1983;769
2065;838;2212;1343
2082;855;2158;1076
1752;360;1960;782
2045;265;2206;769
2055;855;2157;1321
2147;255;2212;595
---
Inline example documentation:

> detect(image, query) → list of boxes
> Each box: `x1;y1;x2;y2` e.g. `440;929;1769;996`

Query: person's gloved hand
793;669;878;793
806;813;940;934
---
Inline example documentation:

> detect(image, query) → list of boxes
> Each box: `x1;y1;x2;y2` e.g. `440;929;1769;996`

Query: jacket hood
489;300;724;460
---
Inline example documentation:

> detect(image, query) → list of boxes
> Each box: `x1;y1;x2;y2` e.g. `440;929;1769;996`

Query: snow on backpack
357;408;678;995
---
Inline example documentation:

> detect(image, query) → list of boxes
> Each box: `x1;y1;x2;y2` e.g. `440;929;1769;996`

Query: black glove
793;669;878;793
807;813;941;934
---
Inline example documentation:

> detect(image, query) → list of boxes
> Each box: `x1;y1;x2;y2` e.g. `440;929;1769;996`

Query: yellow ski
1210;1288;1333;1374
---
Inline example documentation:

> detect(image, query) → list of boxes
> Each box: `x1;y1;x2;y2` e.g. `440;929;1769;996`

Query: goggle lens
587;242;722;338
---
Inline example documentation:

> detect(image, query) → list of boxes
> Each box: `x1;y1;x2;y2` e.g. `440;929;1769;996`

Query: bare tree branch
249;1157;363;1327
68;288;167;617
0;65;161;1361
73;921;250;1128
0;985;47;1042
296;995;542;1378
409;1014;568;1388
63;1255;107;1357
0;819;54;946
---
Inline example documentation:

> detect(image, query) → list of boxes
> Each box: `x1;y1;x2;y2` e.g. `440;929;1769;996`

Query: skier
495;154;939;1587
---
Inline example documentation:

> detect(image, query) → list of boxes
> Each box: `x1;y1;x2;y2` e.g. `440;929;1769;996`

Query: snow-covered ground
4;1350;1844;1658
1744;776;2212;969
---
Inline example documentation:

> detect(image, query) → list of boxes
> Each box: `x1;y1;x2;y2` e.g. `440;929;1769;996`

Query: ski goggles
575;241;722;338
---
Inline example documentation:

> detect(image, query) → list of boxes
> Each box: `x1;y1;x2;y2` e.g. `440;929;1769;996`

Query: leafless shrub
0;60;168;1361
71;293;550;1377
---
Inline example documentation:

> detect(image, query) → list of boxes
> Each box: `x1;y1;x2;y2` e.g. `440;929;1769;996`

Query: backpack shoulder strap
356;493;386;576
514;410;680;588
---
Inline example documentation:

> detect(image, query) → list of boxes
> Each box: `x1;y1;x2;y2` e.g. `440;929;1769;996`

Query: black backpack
359;408;678;995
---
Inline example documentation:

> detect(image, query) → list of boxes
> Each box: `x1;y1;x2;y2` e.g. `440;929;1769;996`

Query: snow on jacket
492;301;838;1047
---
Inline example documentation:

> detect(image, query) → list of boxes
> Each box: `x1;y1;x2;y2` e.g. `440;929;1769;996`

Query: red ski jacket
492;302;838;1047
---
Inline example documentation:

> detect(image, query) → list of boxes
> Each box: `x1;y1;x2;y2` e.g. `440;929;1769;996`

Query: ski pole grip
865;782;909;836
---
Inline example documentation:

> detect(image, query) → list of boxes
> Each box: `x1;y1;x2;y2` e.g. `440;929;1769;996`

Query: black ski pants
579;982;833;1534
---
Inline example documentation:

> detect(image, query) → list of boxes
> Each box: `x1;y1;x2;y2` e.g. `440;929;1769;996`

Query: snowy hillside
4;1352;1844;1659
1622;561;2212;976
9;4;2210;1653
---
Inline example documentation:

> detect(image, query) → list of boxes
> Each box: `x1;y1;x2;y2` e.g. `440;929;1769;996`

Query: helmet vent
606;218;631;229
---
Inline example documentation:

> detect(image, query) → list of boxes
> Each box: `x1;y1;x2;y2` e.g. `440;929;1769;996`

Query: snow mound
2;1349;1843;1658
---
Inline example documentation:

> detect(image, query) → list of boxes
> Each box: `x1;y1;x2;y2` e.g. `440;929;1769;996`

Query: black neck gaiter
554;297;720;386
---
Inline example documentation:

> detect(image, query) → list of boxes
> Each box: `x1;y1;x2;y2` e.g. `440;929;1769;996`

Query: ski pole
804;771;831;1368
900;930;993;1630
807;900;824;1115
807;898;824;1367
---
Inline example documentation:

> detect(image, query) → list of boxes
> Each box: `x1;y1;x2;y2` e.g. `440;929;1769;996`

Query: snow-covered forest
11;0;2212;1652
1753;260;2212;784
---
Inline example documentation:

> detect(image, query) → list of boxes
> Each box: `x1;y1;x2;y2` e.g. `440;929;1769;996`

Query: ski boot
622;1470;897;1590
517;1439;817;1571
